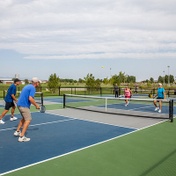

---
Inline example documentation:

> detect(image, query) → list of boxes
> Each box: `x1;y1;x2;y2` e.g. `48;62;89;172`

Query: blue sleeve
29;87;36;98
11;85;16;95
162;88;165;92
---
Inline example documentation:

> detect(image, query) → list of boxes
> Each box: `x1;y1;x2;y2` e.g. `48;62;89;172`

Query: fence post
41;92;44;106
63;94;66;108
58;86;60;96
100;87;102;96
169;99;173;122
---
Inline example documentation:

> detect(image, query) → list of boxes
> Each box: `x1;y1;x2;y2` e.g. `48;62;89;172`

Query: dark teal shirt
4;84;16;102
157;87;165;98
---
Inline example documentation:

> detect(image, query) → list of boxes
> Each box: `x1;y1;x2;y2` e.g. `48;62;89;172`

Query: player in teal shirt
153;83;166;113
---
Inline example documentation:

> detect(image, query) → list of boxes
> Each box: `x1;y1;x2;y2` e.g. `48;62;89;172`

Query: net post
41;92;44;106
168;88;170;98
169;99;173;122
105;98;107;111
119;87;121;96
63;94;66;108
100;87;102;96
58;86;61;96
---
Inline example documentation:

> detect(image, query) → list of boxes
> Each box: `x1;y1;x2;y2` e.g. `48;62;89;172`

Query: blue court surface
0;112;136;175
106;103;171;114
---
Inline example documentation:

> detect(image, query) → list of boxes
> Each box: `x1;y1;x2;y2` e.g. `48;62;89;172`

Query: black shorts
5;102;15;110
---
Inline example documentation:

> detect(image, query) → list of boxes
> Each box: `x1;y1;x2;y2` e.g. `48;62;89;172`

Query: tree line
46;72;175;93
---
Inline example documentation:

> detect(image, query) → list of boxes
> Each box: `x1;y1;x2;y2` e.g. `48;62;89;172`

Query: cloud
0;0;176;60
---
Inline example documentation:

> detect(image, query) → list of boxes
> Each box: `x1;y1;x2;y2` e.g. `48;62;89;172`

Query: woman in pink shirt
124;86;132;106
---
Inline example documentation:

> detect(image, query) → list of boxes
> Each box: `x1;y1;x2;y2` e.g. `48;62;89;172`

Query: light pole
163;71;165;84
167;66;170;86
110;68;112;77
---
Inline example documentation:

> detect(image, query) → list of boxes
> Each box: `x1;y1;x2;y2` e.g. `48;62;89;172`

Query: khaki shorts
18;107;32;121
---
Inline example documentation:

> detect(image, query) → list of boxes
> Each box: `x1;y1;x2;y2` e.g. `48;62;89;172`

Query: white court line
0;118;75;132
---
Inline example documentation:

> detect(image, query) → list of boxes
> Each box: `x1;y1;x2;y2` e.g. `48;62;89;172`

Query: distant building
0;78;13;84
0;78;25;85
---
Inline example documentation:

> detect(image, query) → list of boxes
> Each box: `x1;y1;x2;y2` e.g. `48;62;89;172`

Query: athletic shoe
158;109;161;113
0;120;5;124
125;102;129;106
10;117;18;121
14;131;21;137
154;107;159;111
18;136;30;142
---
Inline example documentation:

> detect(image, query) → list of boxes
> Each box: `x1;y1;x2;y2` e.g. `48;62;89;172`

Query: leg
153;100;159;111
0;102;11;121
20;120;31;137
16;107;31;142
16;118;25;132
153;100;157;107
11;106;16;117
125;98;128;106
0;109;9;124
159;100;162;110
10;105;18;121
0;109;9;120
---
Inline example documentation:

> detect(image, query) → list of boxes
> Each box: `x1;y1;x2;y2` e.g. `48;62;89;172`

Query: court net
63;94;174;122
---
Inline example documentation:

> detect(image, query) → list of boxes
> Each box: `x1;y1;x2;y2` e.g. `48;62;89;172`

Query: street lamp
167;66;170;86
110;68;112;77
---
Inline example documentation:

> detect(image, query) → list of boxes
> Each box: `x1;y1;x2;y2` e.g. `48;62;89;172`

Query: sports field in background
0;96;176;176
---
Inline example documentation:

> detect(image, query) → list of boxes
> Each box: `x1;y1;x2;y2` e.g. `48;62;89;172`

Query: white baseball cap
32;77;41;83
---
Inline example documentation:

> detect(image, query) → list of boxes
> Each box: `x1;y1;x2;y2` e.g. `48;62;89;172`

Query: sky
0;0;176;81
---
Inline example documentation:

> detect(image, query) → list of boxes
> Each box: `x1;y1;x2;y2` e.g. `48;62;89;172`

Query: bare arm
29;96;40;109
164;92;166;99
11;94;18;102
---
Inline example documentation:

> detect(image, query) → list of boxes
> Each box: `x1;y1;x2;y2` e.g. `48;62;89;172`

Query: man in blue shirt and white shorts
153;83;166;113
14;77;40;142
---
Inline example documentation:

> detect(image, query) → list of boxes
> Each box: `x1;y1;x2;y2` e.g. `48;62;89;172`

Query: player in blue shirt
153;83;166;113
14;77;40;142
0;78;21;124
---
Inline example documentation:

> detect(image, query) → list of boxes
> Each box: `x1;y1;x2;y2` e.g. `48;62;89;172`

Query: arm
153;93;158;99
29;96;40;109
153;89;158;99
130;90;132;97
11;94;18;102
163;89;166;99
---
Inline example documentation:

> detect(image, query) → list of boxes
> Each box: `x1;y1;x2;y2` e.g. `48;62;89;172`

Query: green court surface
3;119;176;176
